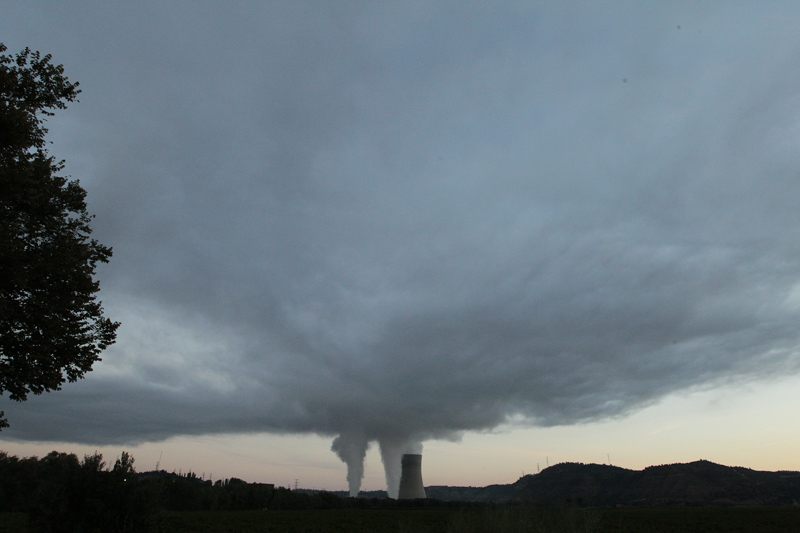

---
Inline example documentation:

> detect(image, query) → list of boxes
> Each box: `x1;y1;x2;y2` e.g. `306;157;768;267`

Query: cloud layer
3;2;800;494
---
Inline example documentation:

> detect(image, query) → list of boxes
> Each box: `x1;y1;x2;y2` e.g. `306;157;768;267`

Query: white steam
332;432;423;497
330;430;368;497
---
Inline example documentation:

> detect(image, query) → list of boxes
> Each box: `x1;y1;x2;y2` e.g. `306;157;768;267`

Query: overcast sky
3;1;800;494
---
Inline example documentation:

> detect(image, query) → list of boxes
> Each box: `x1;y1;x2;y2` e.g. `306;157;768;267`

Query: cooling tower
397;454;426;499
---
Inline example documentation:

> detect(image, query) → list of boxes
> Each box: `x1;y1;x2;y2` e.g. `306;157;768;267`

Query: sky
2;1;800;495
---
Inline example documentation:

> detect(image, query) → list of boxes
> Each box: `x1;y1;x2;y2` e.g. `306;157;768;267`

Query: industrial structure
397;454;426;499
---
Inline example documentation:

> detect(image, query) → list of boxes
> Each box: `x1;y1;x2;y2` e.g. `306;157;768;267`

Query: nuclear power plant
397;453;426;499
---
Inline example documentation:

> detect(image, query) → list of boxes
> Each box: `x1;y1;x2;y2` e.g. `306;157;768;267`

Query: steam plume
330;431;423;498
378;437;423;498
330;431;368;497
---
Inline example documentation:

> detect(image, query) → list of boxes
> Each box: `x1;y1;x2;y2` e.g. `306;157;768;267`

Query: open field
3;507;800;532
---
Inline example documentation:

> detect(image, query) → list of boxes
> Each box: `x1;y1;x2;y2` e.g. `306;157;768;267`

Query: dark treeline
0;450;466;532
0;450;148;532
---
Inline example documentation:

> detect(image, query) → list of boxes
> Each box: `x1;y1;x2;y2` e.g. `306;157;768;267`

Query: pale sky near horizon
2;1;800;494
3;375;800;491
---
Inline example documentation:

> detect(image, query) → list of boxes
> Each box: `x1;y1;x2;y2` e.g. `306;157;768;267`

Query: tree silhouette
0;43;119;428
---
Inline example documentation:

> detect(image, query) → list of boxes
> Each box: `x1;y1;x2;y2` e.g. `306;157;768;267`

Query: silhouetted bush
0;451;154;532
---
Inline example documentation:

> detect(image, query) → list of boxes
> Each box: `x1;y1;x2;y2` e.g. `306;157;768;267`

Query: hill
426;460;800;507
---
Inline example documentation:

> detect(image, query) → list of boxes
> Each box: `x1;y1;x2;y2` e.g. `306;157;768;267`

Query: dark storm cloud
3;1;800;489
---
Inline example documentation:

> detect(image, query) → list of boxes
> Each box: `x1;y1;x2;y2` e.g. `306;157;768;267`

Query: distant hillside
426;460;800;507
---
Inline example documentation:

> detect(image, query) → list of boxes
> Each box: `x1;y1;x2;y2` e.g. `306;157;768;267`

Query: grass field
3;506;800;532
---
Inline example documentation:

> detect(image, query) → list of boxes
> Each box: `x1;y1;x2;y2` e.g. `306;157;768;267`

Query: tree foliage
0;43;119;428
0;450;153;532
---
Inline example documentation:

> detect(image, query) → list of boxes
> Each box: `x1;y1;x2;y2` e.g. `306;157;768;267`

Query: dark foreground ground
3;506;800;532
